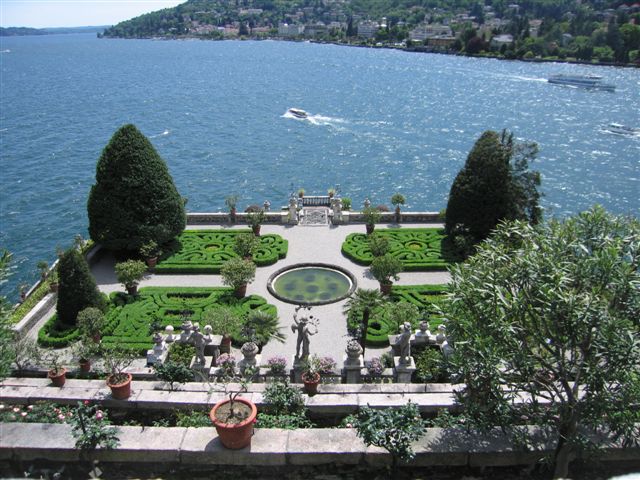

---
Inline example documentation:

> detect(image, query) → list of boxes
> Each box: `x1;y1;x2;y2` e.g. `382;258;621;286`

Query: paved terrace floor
32;222;450;365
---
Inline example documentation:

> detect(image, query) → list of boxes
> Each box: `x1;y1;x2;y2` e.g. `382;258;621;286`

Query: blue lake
0;33;638;297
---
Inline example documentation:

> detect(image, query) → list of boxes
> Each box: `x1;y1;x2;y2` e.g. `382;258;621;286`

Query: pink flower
83;400;90;406
95;411;104;420
21;412;28;417
27;405;33;411
346;423;353;428
12;407;20;413
58;414;65;421
0;404;5;410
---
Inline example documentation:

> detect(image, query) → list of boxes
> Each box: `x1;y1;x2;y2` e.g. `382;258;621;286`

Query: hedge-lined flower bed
341;228;454;271
347;284;448;347
39;287;277;353
154;230;288;274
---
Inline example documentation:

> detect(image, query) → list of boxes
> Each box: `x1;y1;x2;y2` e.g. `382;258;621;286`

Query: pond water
271;266;353;305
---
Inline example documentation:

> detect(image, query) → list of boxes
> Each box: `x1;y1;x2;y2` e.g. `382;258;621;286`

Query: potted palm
297;188;305;199
300;355;322;395
220;257;256;298
37;260;49;281
233;233;258;260
225;195;239;223
362;206;381;235
391;193;406;223
47;352;67;387
140;240;161;268
370;254;403;295
103;345;135;400
246;210;265;236
327;187;336;198
209;367;257;449
114;259;146;295
77;307;105;343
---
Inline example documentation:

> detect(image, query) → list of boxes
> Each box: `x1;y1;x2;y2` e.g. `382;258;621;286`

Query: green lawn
154;229;288;274
341;228;456;271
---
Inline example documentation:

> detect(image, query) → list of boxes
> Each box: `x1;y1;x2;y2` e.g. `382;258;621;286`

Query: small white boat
606;123;640;136
288;108;308;119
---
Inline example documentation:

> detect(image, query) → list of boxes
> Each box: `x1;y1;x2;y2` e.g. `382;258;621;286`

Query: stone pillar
393;356;416;383
292;355;304;383
288;197;298;225
343;340;364;384
238;342;260;374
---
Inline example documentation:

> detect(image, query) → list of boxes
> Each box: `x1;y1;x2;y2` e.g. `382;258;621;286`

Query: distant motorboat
548;74;615;91
605;123;640;136
288;108;308;119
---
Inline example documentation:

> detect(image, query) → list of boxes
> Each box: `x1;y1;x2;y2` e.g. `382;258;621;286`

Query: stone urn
345;339;363;364
240;342;258;363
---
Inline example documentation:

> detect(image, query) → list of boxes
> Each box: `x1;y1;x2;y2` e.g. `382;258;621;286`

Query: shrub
154;360;194;391
341;197;352;210
70;401;119;451
87;124;186;252
220;258;256;290
256;381;313;429
56;248;106;327
370;254;402;285
169;343;196;367
266;356;287;375
368;233;390;257
233;233;258;259
76;307;105;338
414;347;447;382
175;410;210;427
114;260;147;290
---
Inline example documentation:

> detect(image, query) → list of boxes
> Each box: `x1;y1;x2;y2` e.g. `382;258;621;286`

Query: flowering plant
69;401;120;451
216;353;236;376
0;403;71;424
367;357;384;376
317;356;336;374
266;356;287;375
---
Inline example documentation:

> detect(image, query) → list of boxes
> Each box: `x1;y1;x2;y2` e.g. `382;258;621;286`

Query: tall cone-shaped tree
87;124;186;252
445;130;540;250
56;247;106;327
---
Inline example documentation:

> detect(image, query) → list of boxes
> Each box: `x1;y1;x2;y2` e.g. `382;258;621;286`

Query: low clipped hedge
154;230;288;274
38;314;81;348
100;287;277;353
347;284;449;347
341;228;454;271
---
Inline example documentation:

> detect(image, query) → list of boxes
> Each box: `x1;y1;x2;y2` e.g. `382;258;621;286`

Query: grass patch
10;280;52;324
155;230;288;274
347;284;448;347
341;228;458;271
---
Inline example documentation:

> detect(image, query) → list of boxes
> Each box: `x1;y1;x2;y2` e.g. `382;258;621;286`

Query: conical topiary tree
56;248;106;327
87;124;186;252
445;130;540;250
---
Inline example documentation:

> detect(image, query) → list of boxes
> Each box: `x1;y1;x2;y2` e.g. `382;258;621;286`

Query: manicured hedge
101;287;277;353
341;229;453;271
347;284;449;347
38;314;81;348
154;230;288;274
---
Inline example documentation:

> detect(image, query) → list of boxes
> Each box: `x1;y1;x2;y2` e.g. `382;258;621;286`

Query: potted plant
225;195;239;223
370;254;403;295
209;366;257;449
220;257;256;298
103;345;135;400
37;260;49;281
203;307;244;354
341;197;352;211
327;187;336;198
297;188;305;198
140;240;161;268
362;206;381;235
47;352;66;387
391;193;406;223
300;355;322;395
266;356;287;376
72;336;100;373
246;210;265;236
233;233;258;260
77;306;105;343
114;259;146;295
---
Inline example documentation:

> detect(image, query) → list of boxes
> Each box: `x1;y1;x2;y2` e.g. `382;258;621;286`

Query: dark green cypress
87;124;186;252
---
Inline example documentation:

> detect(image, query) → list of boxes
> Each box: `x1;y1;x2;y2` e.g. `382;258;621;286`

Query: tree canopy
445;129;541;252
446;206;640;478
56;247;106;327
87;124;186;252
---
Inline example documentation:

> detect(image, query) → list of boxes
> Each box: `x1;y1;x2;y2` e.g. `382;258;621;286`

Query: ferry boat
548;74;615;91
288;108;309;119
606;123;640;136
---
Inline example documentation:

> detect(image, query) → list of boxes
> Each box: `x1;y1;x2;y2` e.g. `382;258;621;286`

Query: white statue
291;306;318;360
398;322;412;365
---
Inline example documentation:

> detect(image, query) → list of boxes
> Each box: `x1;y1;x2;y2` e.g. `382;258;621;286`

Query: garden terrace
341;228;455;271
38;287;277;352
155;230;288;273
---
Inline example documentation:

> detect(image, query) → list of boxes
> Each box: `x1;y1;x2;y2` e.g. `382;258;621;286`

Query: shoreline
101;33;640;69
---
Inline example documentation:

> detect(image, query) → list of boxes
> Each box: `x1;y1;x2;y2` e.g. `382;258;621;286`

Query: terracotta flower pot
126;285;138;296
252;225;261;236
220;334;232;354
79;360;91;373
366;223;375;235
145;256;158;268
234;284;247;298
107;372;133;400
302;372;320;396
48;368;66;387
380;282;392;295
210;398;257;449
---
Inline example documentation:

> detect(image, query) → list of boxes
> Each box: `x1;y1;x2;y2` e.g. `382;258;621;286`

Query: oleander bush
154;230;288;274
100;287;277;353
346;284;448;347
341;228;457;271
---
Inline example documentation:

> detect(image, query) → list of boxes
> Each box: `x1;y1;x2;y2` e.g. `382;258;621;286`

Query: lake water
1;34;638;297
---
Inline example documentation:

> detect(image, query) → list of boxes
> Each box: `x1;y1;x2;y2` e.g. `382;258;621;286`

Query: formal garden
1;125;638;479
